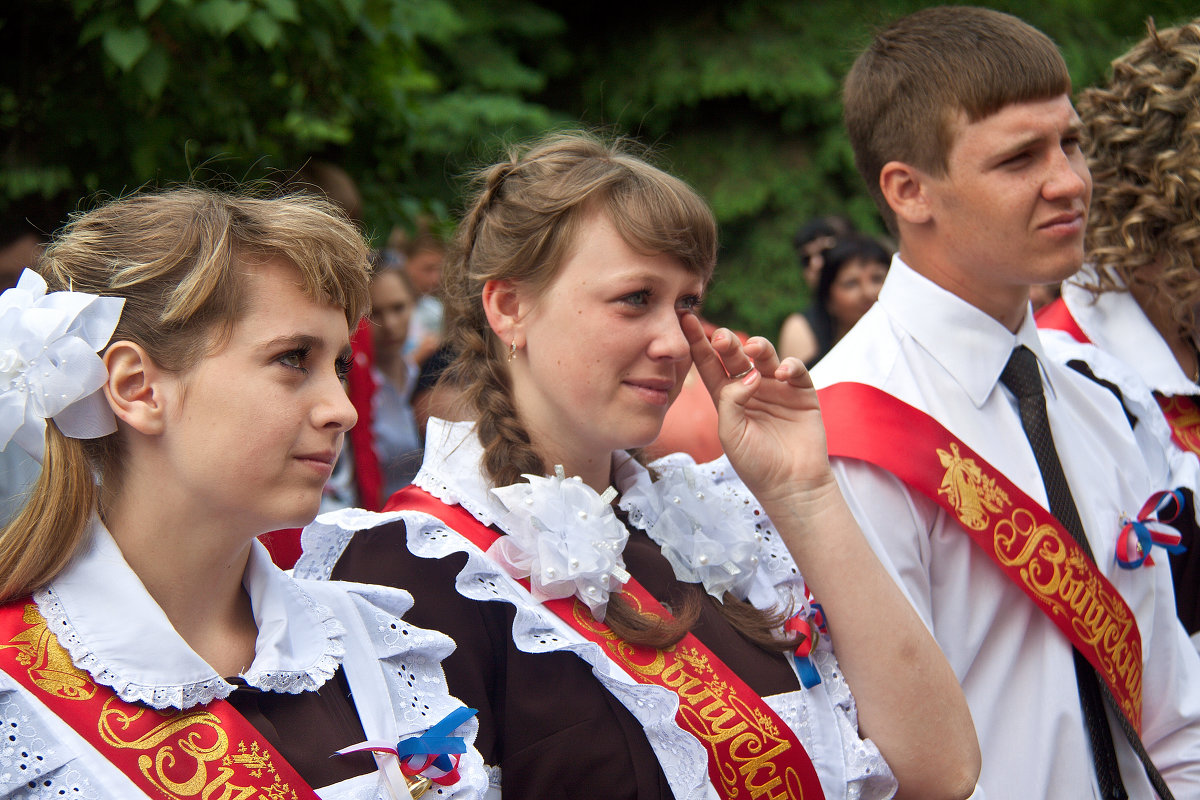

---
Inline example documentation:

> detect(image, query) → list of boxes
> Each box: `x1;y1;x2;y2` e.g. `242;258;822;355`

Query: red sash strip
0;599;322;800
1156;395;1200;457
385;485;827;800
1035;297;1090;344
817;382;1145;732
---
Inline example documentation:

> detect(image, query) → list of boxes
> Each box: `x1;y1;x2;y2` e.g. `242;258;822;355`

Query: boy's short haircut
844;6;1071;232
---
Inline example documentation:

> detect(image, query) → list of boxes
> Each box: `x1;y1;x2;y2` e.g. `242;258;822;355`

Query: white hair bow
0;269;125;462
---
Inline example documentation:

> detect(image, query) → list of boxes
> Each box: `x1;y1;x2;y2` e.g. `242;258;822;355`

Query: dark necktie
1000;345;1173;800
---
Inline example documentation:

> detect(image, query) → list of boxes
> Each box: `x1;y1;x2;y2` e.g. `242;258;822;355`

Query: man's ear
102;341;170;435
482;278;526;349
880;160;935;226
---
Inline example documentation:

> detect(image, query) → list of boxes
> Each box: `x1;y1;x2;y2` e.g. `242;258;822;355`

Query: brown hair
844;6;1071;232
1078;18;1200;337
0;187;371;601
442;131;790;649
389;216;447;260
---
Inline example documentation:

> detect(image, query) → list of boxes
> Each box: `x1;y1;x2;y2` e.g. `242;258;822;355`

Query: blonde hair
1078;18;1200;336
844;6;1070;233
0;187;371;601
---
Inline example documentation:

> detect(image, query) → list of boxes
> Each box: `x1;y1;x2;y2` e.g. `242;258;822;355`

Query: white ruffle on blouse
0;518;486;800
297;418;896;800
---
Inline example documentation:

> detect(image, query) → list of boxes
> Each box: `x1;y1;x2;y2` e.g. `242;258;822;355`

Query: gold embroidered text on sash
820;381;1145;733
573;597;811;800
0;601;310;800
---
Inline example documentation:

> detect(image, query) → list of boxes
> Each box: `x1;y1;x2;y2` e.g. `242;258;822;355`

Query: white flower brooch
490;466;632;621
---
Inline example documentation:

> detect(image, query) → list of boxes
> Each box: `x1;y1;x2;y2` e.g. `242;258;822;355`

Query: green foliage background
3;0;1195;337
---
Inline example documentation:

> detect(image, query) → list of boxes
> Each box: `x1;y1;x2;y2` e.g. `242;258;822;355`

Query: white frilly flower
490;466;632;621
620;464;760;600
0;269;124;462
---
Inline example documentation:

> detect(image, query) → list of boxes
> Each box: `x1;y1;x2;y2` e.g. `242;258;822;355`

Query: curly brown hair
1078;18;1200;337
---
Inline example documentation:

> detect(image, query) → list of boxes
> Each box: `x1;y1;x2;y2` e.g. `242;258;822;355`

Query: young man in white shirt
810;7;1200;799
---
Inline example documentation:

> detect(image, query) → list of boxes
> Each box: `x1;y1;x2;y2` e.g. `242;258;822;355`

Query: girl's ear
482;278;526;349
102;341;171;435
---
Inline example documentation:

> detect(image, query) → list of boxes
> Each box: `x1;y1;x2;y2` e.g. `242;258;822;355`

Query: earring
508;340;517;362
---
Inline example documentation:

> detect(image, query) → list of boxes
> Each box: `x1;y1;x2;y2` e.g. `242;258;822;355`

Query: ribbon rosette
0;269;124;462
621;465;760;600
490;466;632;621
336;707;478;799
1116;489;1186;570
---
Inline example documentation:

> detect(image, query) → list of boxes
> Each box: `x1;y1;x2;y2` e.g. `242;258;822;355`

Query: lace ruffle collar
416;419;765;614
37;518;345;710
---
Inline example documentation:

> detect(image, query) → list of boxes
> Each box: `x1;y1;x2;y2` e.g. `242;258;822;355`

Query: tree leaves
6;0;1197;338
101;26;150;71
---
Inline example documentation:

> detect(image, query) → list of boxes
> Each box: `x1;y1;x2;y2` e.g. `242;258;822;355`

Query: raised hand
680;313;834;506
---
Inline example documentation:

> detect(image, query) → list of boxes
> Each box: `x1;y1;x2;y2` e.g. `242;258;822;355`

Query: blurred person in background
367;259;424;495
392;219;448;368
778;214;855;363
807;234;891;367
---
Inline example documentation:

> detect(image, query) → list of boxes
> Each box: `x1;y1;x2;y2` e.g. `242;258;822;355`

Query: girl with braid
297;132;979;800
0;188;484;799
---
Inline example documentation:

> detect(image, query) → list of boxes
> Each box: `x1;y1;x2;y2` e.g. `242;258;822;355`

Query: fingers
682;313;735;393
682;314;813;397
774;355;816;390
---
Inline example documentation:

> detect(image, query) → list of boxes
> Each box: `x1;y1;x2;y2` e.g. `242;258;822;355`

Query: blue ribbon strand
395;707;479;772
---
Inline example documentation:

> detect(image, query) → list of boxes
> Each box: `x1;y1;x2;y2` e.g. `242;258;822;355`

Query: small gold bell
407;775;433;798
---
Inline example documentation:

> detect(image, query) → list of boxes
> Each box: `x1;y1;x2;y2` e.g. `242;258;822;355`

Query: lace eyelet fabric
0;689;98;799
296;421;899;799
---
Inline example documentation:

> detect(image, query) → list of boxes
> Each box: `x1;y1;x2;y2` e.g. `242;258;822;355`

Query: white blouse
0;518;486;800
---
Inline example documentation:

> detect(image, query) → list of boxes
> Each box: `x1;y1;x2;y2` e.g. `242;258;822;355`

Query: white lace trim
32;585;231;710
33;582;347;711
3;582;486;800
300;580;489;799
242;579;345;697
300;505;714;799
296;420;896;799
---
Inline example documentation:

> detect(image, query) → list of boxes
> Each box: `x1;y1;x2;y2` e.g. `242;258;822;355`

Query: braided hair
441;132;792;649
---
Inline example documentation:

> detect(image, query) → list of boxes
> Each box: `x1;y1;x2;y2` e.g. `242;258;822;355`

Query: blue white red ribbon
785;612;822;689
1116;489;1186;570
335;706;478;792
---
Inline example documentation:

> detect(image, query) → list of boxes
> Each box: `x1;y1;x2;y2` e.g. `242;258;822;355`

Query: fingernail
742;369;758;385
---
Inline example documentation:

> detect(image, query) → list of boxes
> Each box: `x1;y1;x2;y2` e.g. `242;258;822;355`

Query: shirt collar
41;517;344;709
879;254;1054;406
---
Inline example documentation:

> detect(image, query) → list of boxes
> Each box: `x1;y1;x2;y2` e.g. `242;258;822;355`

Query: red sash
817;382;1145;732
1035;296;1090;343
385;485;826;800
1156;395;1200;457
0;598;321;800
